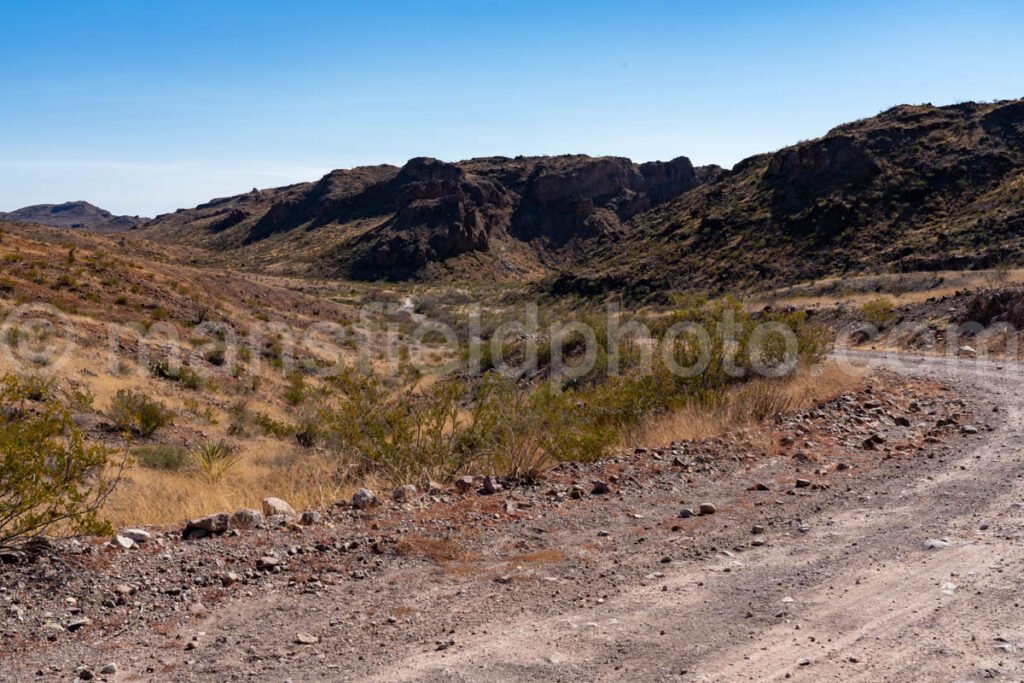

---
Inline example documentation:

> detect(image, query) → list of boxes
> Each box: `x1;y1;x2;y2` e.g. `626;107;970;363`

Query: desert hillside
130;99;1024;298
557;99;1024;298
137;155;711;282
0;201;146;231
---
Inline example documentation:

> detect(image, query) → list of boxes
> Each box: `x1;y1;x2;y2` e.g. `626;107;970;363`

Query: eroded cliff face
142;153;705;280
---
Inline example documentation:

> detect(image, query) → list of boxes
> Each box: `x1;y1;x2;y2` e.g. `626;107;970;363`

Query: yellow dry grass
623;361;865;449
102;441;369;527
753;268;1024;309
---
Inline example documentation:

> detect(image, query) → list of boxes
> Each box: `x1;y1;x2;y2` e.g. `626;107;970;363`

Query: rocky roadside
0;371;983;681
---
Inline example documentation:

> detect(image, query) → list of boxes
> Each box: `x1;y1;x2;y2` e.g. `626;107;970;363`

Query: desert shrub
150;359;202;390
0;374;116;550
4;325;22;347
252;412;296;439
317;297;833;486
861;297;895;327
192;440;241;482
109;389;173;437
52;274;76;290
319;371;615;486
132;444;189;471
20;373;56;402
182;396;218;424
283;372;307;406
226;399;250;436
68;387;95;412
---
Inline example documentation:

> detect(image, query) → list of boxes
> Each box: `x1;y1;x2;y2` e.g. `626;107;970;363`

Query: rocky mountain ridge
557;98;1024;298
138;154;711;280
139;97;1024;293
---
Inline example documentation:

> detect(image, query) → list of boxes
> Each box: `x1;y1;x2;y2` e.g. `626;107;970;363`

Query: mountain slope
138;155;707;281
554;98;1024;298
0;201;146;231
139;98;1024;294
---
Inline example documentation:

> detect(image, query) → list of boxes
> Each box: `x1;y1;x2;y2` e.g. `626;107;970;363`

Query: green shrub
283;372;307;406
108;389;173;437
313;297;833;487
20;373;56;402
132;444;189;471
861;297;895;327
52;274;76;290
0;375;115;550
68;387;95;412
252;412;296;439
226;399;250;436
150;360;202;390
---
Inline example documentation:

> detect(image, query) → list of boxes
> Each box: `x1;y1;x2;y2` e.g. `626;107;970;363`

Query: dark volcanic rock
139;153;704;282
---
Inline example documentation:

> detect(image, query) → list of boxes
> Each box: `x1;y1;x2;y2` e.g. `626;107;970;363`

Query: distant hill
138;155;715;281
0;201;147;231
554;98;1024;298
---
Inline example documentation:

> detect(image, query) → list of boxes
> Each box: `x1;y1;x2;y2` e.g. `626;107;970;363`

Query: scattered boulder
183;512;230;540
454;476;476;494
295;633;320;645
392;484;418;504
352;488;379;510
118;528;152;544
482;476;502;495
795;478;812;488
261;497;297;519
112;535;135;550
591;480;612;495
229;508;264;530
300;510;322;525
679;507;695;519
66;617;92;632
699;503;717;515
256;555;281;571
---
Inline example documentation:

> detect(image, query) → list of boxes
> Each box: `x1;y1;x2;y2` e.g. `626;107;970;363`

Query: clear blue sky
2;0;1022;217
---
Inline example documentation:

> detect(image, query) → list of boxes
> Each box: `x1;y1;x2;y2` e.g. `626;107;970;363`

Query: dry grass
103;363;865;526
102;441;362;526
623;362;865;449
753;268;1024;309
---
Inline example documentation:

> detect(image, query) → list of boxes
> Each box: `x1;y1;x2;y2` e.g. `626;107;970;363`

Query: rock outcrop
139;153;705;280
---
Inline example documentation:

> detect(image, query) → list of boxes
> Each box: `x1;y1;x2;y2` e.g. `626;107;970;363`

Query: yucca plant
192;440;241;483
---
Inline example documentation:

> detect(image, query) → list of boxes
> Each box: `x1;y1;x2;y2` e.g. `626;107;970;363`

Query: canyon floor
2;351;1023;682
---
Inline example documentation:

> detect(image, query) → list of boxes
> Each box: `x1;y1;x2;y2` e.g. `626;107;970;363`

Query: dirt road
365;352;1024;682
4;352;1024;682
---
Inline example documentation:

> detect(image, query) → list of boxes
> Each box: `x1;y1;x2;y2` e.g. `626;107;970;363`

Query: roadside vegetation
0;221;850;531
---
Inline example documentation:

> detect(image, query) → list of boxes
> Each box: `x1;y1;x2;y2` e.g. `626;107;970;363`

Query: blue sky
1;0;1022;216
